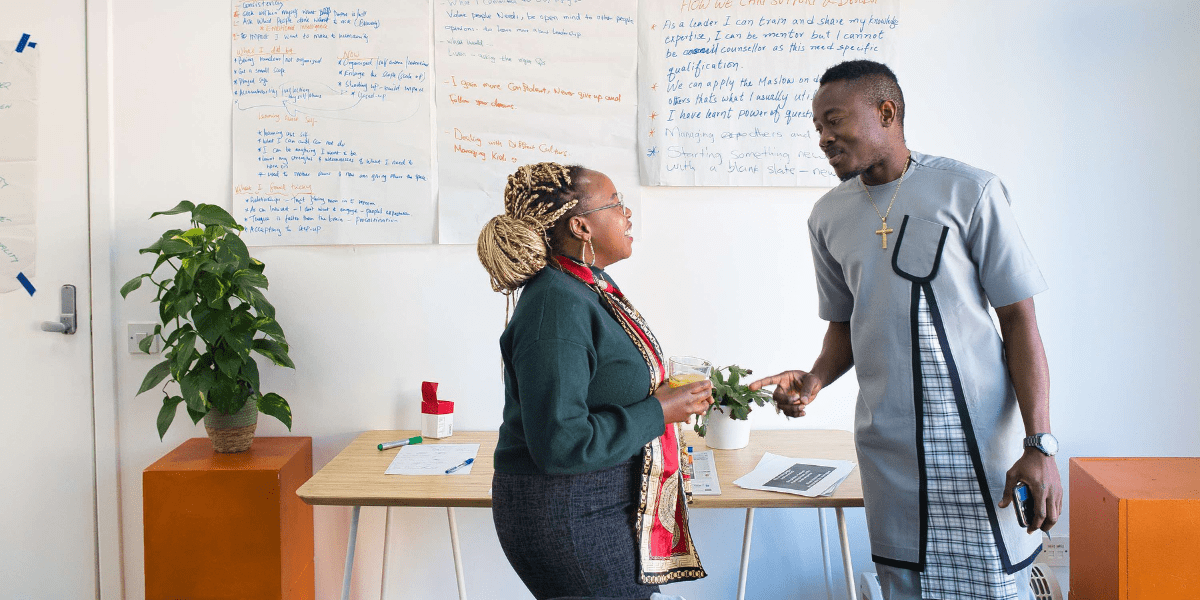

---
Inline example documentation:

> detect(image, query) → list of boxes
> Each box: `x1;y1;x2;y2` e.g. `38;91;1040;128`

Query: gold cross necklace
860;155;911;249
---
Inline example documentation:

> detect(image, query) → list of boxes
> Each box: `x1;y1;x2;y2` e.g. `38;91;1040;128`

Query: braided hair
477;162;590;294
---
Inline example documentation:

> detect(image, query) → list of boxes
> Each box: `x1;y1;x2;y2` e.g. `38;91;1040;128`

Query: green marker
378;435;423;451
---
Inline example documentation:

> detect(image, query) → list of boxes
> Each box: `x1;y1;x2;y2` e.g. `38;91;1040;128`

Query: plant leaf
163;323;193;348
150;201;196;219
192;204;239;228
258;393;292;430
120;274;146;298
219;233;252;269
179;364;215;413
170;331;198;374
252;338;294;368
157;396;184;440
239;357;260;391
194;304;231;344
213;346;242;379
253;317;287;344
244;286;276;319
234;269;269;291
711;368;726;386
160;237;195;255
138;360;173;395
182;256;212;280
173;293;197;320
138;238;165;255
186;405;206;424
730;404;751;420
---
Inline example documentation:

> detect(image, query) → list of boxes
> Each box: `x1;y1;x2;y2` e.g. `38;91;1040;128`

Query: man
750;60;1062;599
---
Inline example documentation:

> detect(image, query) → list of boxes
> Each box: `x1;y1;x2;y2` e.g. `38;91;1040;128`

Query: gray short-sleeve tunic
808;151;1047;572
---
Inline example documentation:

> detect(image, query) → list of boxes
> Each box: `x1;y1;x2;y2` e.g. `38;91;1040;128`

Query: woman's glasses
576;192;625;216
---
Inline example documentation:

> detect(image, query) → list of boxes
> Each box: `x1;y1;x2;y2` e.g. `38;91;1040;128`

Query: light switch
127;323;162;354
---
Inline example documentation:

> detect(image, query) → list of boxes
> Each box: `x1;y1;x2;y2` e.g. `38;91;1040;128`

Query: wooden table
298;430;863;600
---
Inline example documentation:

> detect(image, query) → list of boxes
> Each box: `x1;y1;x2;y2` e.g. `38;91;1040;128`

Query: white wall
105;2;1200;599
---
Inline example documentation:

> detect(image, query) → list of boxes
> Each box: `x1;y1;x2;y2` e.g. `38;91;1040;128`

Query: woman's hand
654;379;714;424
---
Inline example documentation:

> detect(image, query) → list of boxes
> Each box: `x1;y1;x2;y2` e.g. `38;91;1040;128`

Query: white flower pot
704;408;751;450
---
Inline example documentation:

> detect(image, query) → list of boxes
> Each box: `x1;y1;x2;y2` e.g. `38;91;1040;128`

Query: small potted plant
120;201;294;453
695;365;771;450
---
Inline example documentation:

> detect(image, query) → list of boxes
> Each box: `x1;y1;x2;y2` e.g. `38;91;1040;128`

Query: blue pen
445;457;474;474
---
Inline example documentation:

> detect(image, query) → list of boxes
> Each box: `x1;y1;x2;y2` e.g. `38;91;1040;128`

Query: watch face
1039;434;1059;456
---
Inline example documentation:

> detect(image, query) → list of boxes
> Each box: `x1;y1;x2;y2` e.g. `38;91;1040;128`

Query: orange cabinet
144;437;314;600
1069;457;1200;600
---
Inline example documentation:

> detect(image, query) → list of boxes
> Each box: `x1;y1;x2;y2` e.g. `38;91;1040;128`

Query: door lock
40;284;77;335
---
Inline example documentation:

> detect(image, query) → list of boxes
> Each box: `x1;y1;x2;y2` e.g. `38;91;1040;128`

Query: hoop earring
586;239;596;267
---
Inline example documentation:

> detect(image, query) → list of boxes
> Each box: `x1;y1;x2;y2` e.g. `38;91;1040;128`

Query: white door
0;1;98;598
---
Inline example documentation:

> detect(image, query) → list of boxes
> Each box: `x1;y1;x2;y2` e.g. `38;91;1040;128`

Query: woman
478;163;712;599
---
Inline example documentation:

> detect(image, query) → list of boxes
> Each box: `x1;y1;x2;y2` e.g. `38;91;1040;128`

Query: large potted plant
121;201;294;453
694;365;771;450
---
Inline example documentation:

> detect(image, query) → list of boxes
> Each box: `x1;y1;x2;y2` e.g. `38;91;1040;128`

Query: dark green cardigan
494;266;666;475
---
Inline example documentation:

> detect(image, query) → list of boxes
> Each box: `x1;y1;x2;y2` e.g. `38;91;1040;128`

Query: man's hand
748;370;824;418
998;451;1062;534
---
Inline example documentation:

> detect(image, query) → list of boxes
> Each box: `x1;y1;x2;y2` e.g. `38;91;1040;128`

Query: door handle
40;284;77;335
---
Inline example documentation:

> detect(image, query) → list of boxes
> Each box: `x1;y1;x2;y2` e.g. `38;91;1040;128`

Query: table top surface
298;429;862;509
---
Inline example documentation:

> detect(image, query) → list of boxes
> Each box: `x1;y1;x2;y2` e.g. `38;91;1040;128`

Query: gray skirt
492;457;660;600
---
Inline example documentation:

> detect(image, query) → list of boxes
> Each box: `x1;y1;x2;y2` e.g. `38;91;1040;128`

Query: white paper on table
734;452;855;498
231;0;435;246
385;443;480;476
637;2;900;186
0;44;38;162
689;449;721;496
0;161;36;292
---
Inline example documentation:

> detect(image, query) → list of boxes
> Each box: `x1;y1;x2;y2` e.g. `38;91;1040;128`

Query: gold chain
861;156;911;249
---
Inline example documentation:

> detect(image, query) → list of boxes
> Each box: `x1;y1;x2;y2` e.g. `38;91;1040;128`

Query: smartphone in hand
1013;482;1034;528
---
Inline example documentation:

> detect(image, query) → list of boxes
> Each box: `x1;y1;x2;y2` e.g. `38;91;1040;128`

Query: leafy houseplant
694;365;772;437
121;201;294;452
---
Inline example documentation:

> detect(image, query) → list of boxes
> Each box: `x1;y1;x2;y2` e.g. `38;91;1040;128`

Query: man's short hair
819;60;905;126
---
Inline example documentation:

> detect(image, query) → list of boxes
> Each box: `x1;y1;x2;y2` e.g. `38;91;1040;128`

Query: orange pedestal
144;437;314;600
1069;457;1200;600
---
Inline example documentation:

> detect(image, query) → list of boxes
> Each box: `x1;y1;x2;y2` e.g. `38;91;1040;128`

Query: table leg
736;507;755;600
379;507;392;600
447;507;467;600
835;507;856;600
342;505;361;600
819;508;834;600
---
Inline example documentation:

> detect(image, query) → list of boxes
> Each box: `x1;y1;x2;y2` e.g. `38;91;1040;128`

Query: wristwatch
1023;433;1059;457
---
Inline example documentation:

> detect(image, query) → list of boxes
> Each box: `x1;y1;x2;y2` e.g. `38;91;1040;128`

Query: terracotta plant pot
704;407;750;450
203;400;258;453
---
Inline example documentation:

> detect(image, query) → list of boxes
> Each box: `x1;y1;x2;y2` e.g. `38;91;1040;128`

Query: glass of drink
668;356;712;424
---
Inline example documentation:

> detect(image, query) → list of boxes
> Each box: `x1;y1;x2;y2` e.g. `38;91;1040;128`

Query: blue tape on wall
16;272;34;296
15;33;36;53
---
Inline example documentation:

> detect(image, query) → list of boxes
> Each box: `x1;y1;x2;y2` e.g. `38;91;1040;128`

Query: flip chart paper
639;1;901;186
231;0;435;246
0;46;37;293
434;0;640;244
0;45;37;162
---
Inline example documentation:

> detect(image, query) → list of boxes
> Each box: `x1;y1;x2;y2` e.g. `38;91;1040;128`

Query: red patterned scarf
552;256;706;584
